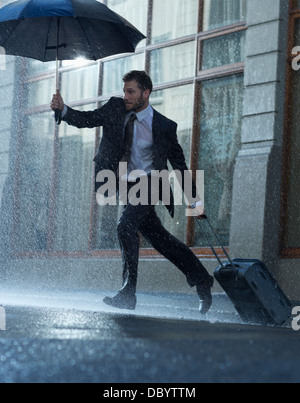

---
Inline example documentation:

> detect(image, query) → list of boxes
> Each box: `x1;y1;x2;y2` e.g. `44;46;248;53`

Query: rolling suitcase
196;217;292;326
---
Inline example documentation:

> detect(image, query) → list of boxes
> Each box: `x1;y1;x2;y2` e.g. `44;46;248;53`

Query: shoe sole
103;297;136;311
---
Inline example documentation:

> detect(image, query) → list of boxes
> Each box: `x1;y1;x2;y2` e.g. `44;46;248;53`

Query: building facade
0;0;299;301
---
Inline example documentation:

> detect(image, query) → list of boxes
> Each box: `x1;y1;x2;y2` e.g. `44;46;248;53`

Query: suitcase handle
195;216;238;276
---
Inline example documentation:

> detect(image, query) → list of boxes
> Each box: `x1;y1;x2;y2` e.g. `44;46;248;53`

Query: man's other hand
50;90;64;111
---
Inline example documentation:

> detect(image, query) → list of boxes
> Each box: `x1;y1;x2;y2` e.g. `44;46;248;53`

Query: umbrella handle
55;109;62;125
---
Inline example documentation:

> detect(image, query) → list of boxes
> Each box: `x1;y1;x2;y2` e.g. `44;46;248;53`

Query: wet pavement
0;287;299;383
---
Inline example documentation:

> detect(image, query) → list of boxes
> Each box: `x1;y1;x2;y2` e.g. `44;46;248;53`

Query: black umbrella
0;0;146;121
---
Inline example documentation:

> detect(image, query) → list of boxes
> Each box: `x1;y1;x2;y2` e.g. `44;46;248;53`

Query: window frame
280;0;300;258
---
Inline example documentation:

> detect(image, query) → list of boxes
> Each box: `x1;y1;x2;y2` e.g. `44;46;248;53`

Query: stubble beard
125;94;146;113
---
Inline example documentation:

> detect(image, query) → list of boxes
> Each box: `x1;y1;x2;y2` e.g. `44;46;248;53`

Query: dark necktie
122;113;137;162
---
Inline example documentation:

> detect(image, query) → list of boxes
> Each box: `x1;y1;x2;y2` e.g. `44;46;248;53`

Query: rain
0;0;299;385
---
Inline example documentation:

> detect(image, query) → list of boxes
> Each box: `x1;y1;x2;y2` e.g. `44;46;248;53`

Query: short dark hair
123;70;153;93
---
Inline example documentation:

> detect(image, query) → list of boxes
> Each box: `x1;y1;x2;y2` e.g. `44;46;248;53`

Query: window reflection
27;59;56;75
26;77;54;108
150;42;196;85
195;75;243;246
151;0;199;44
16;113;54;252
203;0;247;31
94;203;122;250
53;104;96;252
61;64;99;102
201;31;246;70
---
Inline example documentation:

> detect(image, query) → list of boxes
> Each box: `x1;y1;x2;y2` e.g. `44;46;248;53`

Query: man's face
123;80;149;113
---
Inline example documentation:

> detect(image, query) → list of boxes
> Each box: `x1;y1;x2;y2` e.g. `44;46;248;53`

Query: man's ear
143;89;151;100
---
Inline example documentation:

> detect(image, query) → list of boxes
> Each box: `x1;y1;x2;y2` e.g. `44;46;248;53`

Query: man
50;70;214;314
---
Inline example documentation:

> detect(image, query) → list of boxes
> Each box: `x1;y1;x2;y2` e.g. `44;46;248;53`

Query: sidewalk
0;285;242;324
0;286;298;383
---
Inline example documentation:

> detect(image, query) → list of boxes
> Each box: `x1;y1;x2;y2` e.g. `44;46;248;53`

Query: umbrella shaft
56;17;60;91
56;59;59;90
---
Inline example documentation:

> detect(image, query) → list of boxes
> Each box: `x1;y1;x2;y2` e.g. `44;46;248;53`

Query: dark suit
62;97;210;294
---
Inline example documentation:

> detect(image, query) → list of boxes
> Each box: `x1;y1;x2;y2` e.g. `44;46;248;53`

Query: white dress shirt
125;105;156;181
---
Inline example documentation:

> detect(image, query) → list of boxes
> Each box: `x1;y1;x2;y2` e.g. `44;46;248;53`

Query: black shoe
196;276;214;315
103;292;137;310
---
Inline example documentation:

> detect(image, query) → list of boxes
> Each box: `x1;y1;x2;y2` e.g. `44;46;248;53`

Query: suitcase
196;217;292;326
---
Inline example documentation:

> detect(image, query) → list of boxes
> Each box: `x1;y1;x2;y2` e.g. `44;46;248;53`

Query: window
194;74;244;247
200;30;245;71
190;0;246;249
52;104;97;252
150;42;197;85
202;0;247;31
281;0;300;257
151;0;199;44
15;112;54;253
13;0;246;258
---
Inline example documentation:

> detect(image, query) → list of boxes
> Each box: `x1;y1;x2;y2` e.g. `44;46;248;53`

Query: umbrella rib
1;20;22;51
116;24;136;53
43;17;53;62
76;18;95;60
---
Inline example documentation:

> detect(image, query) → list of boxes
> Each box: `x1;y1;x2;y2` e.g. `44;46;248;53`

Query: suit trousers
117;180;211;295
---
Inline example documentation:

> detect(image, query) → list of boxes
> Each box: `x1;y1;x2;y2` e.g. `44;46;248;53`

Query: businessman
51;70;214;314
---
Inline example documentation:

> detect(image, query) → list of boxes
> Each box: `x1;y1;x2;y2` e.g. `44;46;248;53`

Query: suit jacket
62;97;196;217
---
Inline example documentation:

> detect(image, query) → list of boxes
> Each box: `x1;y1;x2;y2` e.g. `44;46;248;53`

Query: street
0;287;299;384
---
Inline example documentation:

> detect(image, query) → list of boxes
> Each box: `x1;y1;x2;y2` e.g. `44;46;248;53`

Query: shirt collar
127;104;153;123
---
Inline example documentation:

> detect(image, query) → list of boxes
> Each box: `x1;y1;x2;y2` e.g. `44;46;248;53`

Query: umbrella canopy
0;0;146;122
0;0;146;62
